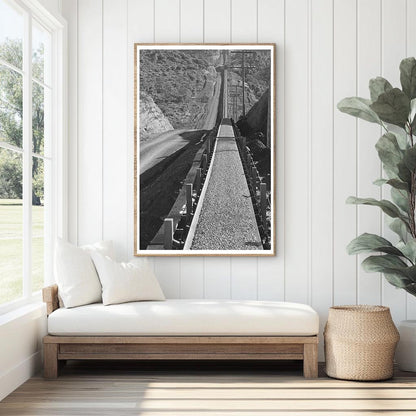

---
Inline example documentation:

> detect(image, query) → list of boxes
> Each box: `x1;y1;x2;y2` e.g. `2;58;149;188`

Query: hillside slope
140;91;173;141
139;50;221;129
236;88;270;138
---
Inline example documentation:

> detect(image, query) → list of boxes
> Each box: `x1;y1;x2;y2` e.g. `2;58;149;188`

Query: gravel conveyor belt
190;119;263;250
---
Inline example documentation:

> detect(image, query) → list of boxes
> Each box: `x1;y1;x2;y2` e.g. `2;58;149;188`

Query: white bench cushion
48;299;319;336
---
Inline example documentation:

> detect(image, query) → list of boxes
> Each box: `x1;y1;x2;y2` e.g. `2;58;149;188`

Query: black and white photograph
134;44;275;256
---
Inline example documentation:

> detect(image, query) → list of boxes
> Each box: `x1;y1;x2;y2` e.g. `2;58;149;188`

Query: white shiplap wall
61;0;416;356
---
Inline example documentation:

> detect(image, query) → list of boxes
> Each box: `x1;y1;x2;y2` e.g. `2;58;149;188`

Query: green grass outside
0;199;44;305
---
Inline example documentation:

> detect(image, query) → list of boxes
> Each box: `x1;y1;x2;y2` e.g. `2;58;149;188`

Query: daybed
42;284;320;379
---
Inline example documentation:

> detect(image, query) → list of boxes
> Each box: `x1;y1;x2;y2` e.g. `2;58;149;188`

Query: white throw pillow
90;252;165;306
81;240;115;259
55;239;114;308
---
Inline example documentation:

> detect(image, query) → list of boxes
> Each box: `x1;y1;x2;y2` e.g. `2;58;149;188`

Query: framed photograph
134;43;275;256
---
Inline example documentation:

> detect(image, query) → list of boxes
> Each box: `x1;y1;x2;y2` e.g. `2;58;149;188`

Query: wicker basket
324;305;399;381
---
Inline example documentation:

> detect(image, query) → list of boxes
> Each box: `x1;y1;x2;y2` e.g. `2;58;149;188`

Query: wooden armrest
42;284;59;316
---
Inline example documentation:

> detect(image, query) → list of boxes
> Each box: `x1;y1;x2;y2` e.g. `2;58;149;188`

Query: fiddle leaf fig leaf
362;254;408;272
383;272;412;288
391;187;410;213
361;255;416;288
397;240;416;264
403;146;416;172
384;166;400;180
395;130;409;150
387;178;410;191
373;178;410;191
375;132;404;173
410;98;416;123
389;217;410;241
347;233;403;256
402;265;416;282
400;57;416;100
369;77;393;102
346;196;406;219
337;97;382;125
404;283;416;296
398;161;412;185
412;114;416;133
370;88;410;127
373;178;388;186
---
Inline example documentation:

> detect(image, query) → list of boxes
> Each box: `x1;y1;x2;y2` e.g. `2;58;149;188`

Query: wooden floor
1;360;416;415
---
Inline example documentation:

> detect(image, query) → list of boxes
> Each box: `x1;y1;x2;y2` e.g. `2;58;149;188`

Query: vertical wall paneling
229;0;258;299
204;257;231;298
310;0;333;358
178;0;205;298
257;0;285;301
152;0;181;298
102;0;128;260
356;0;382;305
231;257;258;299
333;0;357;305
76;0;103;245
284;0;309;303
153;258;181;298
202;0;232;298
154;0;180;42
180;0;203;43
203;0;231;42
381;0;407;322
126;0;154;262
230;0;257;42
180;258;204;298
407;0;416;319
61;0;77;245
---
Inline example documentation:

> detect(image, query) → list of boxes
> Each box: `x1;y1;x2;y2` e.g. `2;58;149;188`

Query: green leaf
361;255;415;288
404;283;416;296
346;196;406;219
375;132;404;173
384;166;399;180
397;240;416;263
389;217;410;241
410;98;416;123
403;146;416;171
370;88;410;128
369;77;393;102
383;272;412;288
387;178;410;191
394;130;410;150
362;254;408;272
373;178;388;186
411;99;416;133
337;97;382;125
400;57;416;100
372;177;409;192
402;265;416;282
391;187;409;213
347;233;403;256
398;162;412;185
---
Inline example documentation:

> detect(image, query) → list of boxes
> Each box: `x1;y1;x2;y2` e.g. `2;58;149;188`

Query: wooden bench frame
43;285;319;379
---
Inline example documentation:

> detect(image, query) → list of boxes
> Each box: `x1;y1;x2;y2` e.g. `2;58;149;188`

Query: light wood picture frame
134;43;276;256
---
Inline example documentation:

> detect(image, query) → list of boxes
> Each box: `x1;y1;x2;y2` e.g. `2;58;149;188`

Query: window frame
0;0;67;314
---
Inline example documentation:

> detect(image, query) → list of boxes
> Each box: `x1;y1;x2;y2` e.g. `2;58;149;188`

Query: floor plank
1;361;416;415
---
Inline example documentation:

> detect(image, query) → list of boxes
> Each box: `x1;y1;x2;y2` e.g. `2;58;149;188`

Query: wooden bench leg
303;343;318;379
44;343;59;379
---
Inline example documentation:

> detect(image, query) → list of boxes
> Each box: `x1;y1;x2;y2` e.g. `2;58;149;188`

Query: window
0;0;65;311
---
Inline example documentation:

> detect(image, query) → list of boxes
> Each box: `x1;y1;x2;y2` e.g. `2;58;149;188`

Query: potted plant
337;57;416;372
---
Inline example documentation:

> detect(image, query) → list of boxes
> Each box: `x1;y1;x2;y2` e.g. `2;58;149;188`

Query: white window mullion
22;11;32;298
